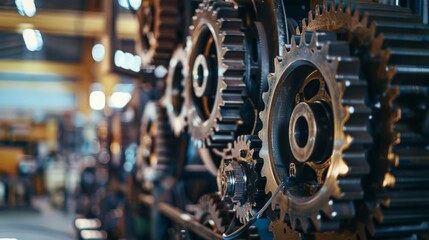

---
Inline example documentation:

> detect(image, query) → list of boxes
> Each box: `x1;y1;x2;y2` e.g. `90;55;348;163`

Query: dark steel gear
218;135;266;224
163;45;190;136
259;31;372;233
301;1;429;239
136;0;179;67
186;0;246;150
136;101;177;190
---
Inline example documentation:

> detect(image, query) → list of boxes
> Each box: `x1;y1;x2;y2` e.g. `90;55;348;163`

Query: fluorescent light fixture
131;55;141;72
114;50;141;73
118;0;141;10
114;50;125;68
22;29;43;51
109;92;132;109
92;43;105;62
124;52;134;70
16;0;36;17
89;91;106;111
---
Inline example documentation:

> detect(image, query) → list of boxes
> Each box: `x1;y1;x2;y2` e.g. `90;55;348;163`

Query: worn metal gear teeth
302;1;429;238
259;30;371;233
196;193;234;233
137;0;179;67
221;135;266;224
363;10;429;240
138;101;177;184
187;0;246;149
163;45;189;137
154;103;177;178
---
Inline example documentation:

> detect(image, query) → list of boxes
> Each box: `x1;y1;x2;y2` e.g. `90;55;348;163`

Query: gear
137;101;176;189
301;1;429;238
163;45;190;136
136;0;179;67
269;220;300;240
259;31;372;233
195;193;234;234
218;135;266;224
186;0;246;150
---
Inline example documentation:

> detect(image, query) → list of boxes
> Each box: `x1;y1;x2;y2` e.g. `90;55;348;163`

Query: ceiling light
131;55;141;72
89;91;105;111
22;29;43;51
15;0;36;17
118;0;141;10
109;92;132;109
114;50;125;68
92;43;105;62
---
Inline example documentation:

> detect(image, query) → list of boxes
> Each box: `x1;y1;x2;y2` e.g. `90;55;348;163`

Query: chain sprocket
259;30;372;233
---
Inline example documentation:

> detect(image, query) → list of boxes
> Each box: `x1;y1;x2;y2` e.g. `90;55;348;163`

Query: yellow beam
0;9;138;39
0;80;75;94
0;60;86;77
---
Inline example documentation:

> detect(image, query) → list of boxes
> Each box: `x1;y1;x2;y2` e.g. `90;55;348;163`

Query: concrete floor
0;197;75;239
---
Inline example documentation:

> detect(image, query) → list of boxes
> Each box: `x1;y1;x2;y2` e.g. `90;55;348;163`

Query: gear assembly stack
112;0;429;239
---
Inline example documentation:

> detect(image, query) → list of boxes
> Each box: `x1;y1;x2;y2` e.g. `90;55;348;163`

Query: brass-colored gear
136;0;179;67
218;135;266;224
162;44;190;136
269;220;300;240
186;0;246;150
301;1;429;238
195;193;234;234
259;30;371;232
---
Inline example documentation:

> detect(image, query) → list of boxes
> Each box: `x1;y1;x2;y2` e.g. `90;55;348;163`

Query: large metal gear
136;0;179;67
186;0;246;150
136;101;177;190
300;1;429;239
259;31;372;233
218;135;266;224
163;45;190;136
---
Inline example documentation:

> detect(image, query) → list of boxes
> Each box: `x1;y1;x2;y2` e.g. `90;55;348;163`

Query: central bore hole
197;64;204;87
294;116;309;148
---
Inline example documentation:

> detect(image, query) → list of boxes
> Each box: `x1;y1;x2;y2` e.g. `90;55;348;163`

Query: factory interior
0;0;428;239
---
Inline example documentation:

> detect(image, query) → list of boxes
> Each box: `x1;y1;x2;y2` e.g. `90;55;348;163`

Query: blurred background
0;0;428;240
0;0;143;239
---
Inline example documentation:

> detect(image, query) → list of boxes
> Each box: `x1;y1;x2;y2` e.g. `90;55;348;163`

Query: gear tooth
309;32;317;48
308;11;313;22
300;32;307;47
300;218;309;233
322;1;328;13
311;214;322;231
329;0;335;12
369;21;377;38
289;217;297;231
338;0;343;11
346;3;351;15
361;11;369;27
290;36;297;50
315;5;321;16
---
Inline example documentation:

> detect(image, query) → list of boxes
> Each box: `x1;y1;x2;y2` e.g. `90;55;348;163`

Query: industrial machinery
81;0;429;239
